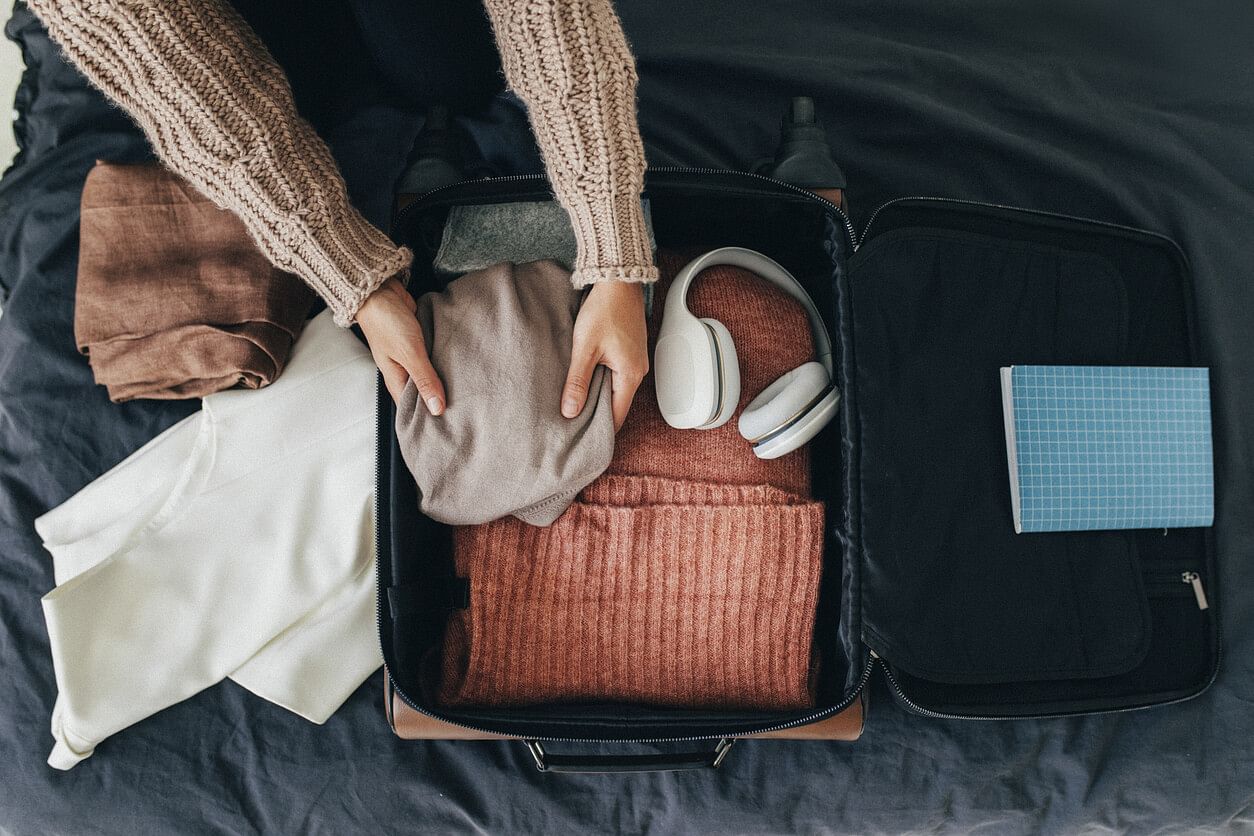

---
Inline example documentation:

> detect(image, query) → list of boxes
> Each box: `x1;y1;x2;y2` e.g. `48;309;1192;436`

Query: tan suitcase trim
386;673;865;742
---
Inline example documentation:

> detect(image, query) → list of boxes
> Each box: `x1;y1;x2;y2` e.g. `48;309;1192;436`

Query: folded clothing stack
438;250;825;711
75;161;314;402
441;475;823;709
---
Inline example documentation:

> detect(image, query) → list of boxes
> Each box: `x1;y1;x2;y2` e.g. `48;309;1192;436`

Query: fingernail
562;399;578;418
426;396;444;415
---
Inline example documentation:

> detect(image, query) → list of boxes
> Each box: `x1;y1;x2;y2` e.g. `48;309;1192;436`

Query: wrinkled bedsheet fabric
1;2;1252;833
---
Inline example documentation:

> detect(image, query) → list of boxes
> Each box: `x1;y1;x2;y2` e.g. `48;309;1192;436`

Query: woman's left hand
562;281;649;431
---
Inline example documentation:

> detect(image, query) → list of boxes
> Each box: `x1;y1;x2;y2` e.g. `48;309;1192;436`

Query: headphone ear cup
654;311;718;429
737;361;831;443
751;386;840;459
696;318;741;429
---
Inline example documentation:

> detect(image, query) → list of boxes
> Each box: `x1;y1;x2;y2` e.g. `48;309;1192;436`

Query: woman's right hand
355;277;446;414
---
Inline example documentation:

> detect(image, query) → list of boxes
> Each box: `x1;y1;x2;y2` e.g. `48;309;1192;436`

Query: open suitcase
376;169;1218;773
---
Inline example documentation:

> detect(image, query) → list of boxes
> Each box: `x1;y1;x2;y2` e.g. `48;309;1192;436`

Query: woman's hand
355;277;446;414
562;281;649;430
358;277;647;428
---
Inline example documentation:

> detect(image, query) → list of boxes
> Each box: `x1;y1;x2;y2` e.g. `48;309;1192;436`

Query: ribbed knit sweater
442;475;823;710
28;0;658;326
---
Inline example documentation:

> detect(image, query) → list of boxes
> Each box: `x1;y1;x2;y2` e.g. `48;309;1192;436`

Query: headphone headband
665;247;833;375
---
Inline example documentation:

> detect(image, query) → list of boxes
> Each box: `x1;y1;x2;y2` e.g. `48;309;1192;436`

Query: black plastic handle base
524;739;735;774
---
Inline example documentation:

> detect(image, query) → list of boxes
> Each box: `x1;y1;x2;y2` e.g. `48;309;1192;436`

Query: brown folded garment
440;475;823;710
75;161;314;402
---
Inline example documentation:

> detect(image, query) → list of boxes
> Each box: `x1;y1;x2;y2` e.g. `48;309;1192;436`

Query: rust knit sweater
28;0;657;326
439;252;825;710
442;476;823;709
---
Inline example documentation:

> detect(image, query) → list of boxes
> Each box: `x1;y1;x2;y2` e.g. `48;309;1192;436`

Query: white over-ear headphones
653;247;840;459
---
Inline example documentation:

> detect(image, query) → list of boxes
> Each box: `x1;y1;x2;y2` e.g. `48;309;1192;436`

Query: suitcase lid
847;196;1216;717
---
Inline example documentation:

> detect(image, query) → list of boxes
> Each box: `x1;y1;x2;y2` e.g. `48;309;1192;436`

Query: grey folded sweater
396;260;615;526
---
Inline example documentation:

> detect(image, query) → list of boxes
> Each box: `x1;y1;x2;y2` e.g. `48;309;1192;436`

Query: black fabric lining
844;207;1215;713
849;226;1155;684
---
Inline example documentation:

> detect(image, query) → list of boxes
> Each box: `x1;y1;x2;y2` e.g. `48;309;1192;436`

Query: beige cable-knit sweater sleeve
483;0;657;286
27;0;411;326
27;0;656;327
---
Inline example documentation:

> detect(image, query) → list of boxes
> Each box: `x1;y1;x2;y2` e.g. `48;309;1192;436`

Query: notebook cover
1001;365;1213;533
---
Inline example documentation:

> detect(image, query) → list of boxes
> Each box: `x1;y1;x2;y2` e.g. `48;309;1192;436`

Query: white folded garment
35;311;382;769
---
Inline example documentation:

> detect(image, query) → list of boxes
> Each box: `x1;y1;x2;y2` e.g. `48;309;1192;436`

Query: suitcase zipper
650;166;858;246
1181;571;1210;610
393;166;860;252
394;172;548;211
872;563;1221;721
856;195;1191;250
398;174;1181;277
874;652;1220;721
1145;569;1210;610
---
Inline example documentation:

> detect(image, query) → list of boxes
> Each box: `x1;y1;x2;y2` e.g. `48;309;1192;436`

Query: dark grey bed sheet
2;2;1253;833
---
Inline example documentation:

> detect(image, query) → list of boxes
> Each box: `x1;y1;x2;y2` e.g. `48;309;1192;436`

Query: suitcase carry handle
524;738;735;773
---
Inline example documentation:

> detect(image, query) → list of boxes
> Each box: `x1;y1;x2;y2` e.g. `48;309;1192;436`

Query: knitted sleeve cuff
276;207;413;327
566;192;659;287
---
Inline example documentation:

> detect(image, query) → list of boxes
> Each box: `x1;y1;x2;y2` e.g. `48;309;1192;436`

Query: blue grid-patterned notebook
1000;366;1214;533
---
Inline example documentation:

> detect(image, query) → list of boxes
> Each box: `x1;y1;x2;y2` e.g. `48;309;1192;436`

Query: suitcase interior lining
848;202;1216;714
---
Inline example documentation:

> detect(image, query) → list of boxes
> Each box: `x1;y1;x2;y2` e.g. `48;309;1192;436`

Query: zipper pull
1182;571;1210;610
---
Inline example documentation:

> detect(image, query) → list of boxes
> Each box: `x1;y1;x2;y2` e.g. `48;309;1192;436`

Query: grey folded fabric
396;260;615;526
434;199;656;273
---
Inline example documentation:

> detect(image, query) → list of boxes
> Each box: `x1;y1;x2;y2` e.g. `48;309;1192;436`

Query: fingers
385;287;441;413
359;280;445;415
564;282;648;428
374;346;443;416
377;356;410;405
398;338;445;416
562;345;599;419
609;365;644;431
564;343;647;429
